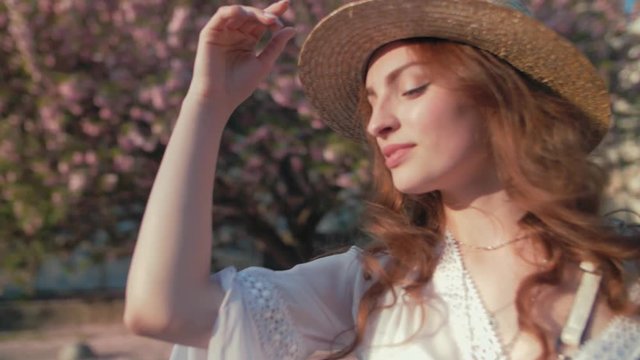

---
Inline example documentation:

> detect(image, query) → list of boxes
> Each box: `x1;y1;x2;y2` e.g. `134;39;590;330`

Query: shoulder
242;246;363;278
576;315;640;360
236;246;366;297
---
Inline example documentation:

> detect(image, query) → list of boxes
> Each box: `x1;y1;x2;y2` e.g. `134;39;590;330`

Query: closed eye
402;84;429;97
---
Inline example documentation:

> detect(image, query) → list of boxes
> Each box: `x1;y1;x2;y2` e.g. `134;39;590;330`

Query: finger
264;0;290;17
225;12;255;30
225;7;278;30
257;27;296;67
232;15;283;36
232;17;283;42
205;5;277;33
246;23;266;39
234;9;283;39
248;22;283;39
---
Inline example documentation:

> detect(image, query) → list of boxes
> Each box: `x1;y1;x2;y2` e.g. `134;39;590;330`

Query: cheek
413;98;486;154
456;104;488;149
411;98;470;137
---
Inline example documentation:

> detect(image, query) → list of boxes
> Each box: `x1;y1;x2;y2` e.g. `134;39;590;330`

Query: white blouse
170;233;640;359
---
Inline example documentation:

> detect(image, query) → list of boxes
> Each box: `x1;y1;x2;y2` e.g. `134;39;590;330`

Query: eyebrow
365;61;427;97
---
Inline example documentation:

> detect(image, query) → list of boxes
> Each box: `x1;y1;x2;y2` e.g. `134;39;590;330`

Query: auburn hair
327;39;640;359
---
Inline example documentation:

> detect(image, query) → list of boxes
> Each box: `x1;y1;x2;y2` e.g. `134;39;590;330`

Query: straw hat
298;0;611;149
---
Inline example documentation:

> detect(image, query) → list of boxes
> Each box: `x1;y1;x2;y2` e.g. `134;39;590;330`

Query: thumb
257;27;296;68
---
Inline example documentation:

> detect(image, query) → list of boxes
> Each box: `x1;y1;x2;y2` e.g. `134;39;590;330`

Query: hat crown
298;0;611;148
487;0;532;16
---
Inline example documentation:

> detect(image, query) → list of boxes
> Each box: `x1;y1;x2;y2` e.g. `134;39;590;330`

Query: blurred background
0;0;638;359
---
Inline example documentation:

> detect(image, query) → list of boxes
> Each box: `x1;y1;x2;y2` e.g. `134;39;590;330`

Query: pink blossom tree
0;0;637;294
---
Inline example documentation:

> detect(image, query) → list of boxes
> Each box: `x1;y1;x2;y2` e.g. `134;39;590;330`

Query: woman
124;0;640;358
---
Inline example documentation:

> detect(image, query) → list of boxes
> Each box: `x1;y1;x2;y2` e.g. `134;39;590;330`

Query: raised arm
123;0;296;348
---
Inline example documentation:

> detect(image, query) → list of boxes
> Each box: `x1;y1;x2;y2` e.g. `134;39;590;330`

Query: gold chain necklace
455;234;529;251
452;232;522;359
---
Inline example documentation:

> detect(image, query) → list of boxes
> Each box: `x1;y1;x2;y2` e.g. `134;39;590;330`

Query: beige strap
558;261;602;354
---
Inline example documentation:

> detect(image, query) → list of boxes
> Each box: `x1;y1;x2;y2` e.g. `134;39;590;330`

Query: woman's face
365;42;496;195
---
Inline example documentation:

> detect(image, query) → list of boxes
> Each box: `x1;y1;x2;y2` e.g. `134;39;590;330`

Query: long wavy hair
327;39;640;359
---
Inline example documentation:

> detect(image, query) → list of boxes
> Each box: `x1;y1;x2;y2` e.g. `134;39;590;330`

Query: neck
441;177;526;249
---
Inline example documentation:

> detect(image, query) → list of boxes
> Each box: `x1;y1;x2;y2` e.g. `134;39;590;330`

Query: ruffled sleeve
170;246;366;360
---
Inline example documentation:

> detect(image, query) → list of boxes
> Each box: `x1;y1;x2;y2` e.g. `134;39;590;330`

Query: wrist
181;92;234;124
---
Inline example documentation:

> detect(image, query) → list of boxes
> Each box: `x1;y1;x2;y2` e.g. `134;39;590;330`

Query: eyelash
402;84;429;97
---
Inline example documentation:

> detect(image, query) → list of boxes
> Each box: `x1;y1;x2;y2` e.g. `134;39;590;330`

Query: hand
187;0;296;115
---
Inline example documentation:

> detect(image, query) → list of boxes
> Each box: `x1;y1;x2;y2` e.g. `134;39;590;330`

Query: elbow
123;302;211;349
123;300;174;338
123;309;150;336
123;281;177;338
123;284;221;347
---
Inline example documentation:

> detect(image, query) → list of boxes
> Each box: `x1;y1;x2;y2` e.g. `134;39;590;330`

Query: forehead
364;42;429;86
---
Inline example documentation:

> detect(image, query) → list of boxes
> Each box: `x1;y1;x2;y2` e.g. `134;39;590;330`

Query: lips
382;143;416;168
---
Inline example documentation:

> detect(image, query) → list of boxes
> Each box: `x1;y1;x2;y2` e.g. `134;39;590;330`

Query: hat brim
298;0;611;148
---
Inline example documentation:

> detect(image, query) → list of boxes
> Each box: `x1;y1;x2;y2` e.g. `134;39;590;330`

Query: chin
391;176;438;195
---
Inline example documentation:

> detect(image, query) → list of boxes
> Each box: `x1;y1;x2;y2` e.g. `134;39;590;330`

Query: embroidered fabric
435;231;640;360
236;270;302;360
170;244;639;360
434;231;507;359
574;316;640;359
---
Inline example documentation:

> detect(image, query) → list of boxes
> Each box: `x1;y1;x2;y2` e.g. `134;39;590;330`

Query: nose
366;101;400;138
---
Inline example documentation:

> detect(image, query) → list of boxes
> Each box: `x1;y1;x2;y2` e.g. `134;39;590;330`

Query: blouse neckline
442;230;627;359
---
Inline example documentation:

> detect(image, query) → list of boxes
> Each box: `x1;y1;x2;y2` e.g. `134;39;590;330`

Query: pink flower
323;148;338;162
336;174;354;188
72;152;84;165
58;161;70;174
81;120;102;137
101;173;119;191
99;107;114;120
296;101;312;117
290;156;304;172
114;154;135;173
269;75;298;107
68;171;88;193
311;118;325;130
84;151;98;166
0;140;17;162
58;80;83;102
168;6;190;34
119;2;137;23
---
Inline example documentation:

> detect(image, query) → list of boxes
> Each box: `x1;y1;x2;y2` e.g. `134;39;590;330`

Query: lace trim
237;270;302;360
438;231;640;360
574;316;640;359
436;232;508;359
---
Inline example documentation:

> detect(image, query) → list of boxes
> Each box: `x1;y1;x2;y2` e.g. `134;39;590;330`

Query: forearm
124;0;295;346
124;95;229;346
